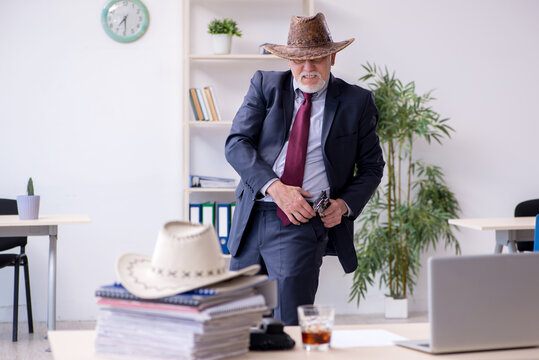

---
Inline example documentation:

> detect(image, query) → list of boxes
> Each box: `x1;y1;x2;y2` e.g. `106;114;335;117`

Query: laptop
396;252;539;354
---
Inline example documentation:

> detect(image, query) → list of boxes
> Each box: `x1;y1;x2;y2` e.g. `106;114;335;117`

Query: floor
1;313;428;360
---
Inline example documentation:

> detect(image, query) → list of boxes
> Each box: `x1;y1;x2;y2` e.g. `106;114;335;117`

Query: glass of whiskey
297;304;335;351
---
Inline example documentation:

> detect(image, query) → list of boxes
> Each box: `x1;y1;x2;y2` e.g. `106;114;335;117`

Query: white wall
315;0;539;314
0;0;182;321
1;0;538;321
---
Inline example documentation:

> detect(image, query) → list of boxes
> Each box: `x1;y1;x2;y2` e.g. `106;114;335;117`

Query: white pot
212;34;232;55
16;195;40;220
385;297;408;318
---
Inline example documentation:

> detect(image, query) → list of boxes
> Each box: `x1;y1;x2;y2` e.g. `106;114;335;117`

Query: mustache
300;71;322;80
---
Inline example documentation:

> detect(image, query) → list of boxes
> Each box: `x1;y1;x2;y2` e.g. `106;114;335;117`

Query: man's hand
267;180;315;225
320;198;348;228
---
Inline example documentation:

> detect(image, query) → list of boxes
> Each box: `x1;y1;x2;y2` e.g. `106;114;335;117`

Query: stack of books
94;275;276;360
189;86;222;121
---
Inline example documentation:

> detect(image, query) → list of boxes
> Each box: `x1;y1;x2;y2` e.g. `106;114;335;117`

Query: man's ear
330;53;336;66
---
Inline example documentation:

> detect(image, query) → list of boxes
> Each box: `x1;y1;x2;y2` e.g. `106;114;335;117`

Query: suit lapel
282;71;294;142
322;74;340;150
265;71;293;167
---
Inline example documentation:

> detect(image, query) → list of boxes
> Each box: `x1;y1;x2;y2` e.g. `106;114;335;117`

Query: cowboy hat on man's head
263;12;354;61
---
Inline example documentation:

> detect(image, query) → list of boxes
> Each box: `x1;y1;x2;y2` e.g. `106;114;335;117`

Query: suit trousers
229;201;328;325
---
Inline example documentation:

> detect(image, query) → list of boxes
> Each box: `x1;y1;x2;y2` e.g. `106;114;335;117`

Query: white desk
48;323;539;359
449;217;535;253
0;214;91;330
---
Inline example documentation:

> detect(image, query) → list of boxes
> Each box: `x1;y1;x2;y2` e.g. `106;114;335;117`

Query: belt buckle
312;190;329;216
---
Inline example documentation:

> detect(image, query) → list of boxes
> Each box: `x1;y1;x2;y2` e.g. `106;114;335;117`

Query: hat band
288;40;333;48
150;264;227;280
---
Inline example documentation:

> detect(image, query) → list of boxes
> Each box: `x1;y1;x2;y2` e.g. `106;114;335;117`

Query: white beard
297;71;326;93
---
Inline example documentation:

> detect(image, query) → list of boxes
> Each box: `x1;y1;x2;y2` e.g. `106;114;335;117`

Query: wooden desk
0;214;91;330
449;217;535;253
48;324;539;359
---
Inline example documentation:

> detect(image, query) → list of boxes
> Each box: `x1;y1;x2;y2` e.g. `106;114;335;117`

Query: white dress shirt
260;77;330;202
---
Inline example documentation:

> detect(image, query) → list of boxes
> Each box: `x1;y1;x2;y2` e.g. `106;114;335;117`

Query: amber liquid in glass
301;329;331;345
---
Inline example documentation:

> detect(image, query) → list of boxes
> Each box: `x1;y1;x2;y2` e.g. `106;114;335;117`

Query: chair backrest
515;199;539;217
513;199;539;251
0;199;27;251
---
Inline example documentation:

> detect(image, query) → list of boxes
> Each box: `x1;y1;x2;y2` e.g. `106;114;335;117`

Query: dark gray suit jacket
224;70;384;273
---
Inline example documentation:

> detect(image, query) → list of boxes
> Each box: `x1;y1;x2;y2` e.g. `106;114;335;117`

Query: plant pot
16;195;40;220
212;34;232;55
385;296;408;318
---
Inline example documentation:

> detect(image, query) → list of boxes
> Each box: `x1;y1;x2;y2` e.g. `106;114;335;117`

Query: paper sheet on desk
331;329;407;348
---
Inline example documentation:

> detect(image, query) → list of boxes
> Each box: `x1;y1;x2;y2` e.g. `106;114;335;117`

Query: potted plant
350;63;461;318
207;18;242;55
16;177;40;220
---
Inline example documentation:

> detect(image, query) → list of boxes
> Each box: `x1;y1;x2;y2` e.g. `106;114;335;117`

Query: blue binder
216;203;231;254
189;203;202;224
201;202;215;226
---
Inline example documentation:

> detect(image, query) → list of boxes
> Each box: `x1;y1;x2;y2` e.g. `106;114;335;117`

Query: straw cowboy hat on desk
116;221;259;299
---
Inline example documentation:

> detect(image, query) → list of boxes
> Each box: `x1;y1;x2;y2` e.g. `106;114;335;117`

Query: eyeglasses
290;57;328;65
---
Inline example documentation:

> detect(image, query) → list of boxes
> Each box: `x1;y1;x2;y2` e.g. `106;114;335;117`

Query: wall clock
101;0;149;43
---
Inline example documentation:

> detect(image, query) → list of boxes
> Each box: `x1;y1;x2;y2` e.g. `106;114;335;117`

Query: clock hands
118;15;128;35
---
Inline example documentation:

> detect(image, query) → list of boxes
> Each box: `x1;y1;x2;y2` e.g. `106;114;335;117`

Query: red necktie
277;92;313;225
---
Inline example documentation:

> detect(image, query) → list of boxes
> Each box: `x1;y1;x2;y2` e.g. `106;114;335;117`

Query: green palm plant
350;63;461;304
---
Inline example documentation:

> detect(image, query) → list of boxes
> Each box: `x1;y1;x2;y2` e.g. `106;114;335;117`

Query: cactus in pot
16;177;40;220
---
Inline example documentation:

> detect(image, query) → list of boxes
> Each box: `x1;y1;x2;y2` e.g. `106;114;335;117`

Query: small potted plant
207;18;242;55
16;177;40;220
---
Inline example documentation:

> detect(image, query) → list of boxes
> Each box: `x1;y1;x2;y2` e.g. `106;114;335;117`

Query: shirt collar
292;76;329;101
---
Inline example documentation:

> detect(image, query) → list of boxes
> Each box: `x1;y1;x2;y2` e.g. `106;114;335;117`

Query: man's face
288;54;336;93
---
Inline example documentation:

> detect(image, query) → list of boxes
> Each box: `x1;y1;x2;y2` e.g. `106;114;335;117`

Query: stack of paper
190;175;237;189
94;275;276;360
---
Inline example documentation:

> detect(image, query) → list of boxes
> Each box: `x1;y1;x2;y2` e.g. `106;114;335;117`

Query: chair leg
22;255;33;334
13;257;20;342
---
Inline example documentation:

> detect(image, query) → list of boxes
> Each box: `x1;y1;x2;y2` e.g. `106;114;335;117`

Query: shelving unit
181;0;314;219
189;54;280;60
188;121;233;127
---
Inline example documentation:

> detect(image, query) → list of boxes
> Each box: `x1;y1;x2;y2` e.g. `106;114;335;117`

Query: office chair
514;199;539;252
0;199;33;342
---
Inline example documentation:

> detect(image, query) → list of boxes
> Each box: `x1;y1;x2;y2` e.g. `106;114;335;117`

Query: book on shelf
189;88;204;120
201;89;214;121
188;86;222;121
195;87;210;120
190;174;236;188
207;86;222;121
203;87;217;121
204;86;221;121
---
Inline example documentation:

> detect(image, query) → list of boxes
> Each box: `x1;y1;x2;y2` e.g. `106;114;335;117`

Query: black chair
515;199;539;252
0;199;33;341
